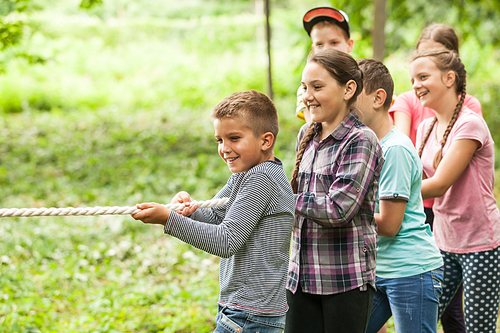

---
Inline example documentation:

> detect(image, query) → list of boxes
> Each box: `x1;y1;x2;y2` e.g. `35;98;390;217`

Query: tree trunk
373;0;386;61
264;0;273;100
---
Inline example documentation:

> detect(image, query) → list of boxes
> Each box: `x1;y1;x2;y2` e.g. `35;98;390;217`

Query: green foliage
331;0;500;54
0;0;32;16
80;0;103;10
0;0;500;331
0;13;24;50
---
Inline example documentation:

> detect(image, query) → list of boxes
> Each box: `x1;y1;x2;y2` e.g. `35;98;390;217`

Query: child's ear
347;39;354;53
261;132;275;152
373;89;387;109
445;70;456;88
344;80;357;101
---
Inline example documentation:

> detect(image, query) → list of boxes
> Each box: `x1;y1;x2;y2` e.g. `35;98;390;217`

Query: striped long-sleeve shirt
164;159;295;316
287;111;384;295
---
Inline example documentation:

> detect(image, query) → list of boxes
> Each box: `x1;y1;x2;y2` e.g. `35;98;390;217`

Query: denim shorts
214;305;286;333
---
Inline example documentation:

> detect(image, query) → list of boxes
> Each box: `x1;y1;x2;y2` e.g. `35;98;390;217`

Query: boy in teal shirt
355;59;444;333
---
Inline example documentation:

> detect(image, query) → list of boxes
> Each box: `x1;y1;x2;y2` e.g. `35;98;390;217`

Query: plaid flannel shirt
287;111;384;295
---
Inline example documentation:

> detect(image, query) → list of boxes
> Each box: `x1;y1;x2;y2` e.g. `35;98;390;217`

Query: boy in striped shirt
132;89;295;332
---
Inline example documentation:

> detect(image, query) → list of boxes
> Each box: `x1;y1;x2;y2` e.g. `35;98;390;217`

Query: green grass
0;216;220;332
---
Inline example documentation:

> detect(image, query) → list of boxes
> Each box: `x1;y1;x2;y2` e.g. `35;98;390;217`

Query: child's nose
220;142;231;153
302;90;312;105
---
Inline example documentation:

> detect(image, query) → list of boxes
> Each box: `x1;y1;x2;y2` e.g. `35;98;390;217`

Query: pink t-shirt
390;91;482;145
416;108;500;253
390;91;482;208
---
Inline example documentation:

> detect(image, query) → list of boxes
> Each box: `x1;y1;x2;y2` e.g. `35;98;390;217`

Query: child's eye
215;138;222;144
314;85;322;90
230;137;240;141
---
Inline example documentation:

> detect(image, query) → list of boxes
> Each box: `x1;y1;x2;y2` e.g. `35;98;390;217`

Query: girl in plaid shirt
285;49;384;333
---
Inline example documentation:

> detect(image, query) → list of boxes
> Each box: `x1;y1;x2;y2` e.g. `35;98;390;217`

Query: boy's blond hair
311;20;349;41
211;90;279;143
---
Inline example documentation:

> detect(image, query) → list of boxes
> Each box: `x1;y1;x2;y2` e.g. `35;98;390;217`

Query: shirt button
356;188;360;192
363;247;367;253
237;329;241;332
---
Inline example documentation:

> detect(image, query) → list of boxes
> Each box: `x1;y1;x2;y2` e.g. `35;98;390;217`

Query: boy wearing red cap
296;7;354;123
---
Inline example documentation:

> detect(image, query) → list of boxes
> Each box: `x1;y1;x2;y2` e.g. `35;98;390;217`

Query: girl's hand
132;202;171;225
171;191;198;217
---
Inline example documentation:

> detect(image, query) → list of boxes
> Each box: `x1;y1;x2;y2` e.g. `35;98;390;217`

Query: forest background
1;0;500;332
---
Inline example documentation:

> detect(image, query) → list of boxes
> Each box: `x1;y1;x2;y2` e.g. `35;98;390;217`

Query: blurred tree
0;0;31;50
80;0;103;10
373;0;386;60
330;0;500;58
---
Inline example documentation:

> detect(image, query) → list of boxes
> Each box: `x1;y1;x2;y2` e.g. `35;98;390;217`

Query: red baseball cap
303;7;350;38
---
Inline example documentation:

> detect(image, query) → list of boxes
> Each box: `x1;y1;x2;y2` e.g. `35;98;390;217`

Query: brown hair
414;49;467;169
357;58;394;110
290;49;363;193
211;90;279;145
416;23;460;54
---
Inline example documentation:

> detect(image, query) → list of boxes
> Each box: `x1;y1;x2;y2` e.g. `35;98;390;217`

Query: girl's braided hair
415;49;467;169
290;49;363;193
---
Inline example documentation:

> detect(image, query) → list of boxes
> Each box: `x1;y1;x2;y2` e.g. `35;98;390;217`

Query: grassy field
1;0;500;332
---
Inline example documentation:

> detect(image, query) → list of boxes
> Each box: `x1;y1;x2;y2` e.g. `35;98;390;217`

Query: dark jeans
424;207;466;333
285;285;374;333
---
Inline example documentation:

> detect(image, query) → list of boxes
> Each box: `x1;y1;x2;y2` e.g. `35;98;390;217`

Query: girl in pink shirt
413;49;500;332
390;23;482;333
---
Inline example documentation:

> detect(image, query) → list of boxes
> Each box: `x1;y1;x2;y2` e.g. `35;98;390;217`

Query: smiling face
213;117;268;174
310;23;353;53
410;57;450;110
301;61;350;129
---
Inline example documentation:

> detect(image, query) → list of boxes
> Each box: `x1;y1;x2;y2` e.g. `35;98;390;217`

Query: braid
418;117;438;158
432;82;466;169
290;123;318;194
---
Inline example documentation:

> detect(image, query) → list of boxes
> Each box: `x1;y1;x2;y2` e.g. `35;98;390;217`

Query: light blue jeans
366;268;444;333
214;305;286;333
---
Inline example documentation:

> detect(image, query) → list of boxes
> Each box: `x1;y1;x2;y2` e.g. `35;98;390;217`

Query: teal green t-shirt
376;127;443;278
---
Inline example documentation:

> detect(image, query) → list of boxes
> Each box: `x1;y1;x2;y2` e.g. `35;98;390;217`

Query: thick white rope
0;197;229;218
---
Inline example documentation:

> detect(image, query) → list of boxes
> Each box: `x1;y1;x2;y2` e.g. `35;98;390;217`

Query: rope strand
0;197;229;218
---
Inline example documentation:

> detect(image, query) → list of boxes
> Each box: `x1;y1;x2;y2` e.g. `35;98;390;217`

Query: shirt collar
315;110;358;141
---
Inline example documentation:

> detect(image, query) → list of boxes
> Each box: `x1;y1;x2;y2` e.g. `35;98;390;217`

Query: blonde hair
311;20;350;41
415;49;467;169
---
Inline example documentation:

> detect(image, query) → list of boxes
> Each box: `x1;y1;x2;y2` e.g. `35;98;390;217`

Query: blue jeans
366;268;443;333
214;305;286;333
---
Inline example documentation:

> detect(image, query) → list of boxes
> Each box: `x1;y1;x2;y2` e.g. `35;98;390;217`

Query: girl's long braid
290;123;318;194
418;117;438;158
415;49;467;171
432;83;466;168
417;82;466;169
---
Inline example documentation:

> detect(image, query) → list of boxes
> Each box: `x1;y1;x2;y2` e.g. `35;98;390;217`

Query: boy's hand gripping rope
0;198;229;218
